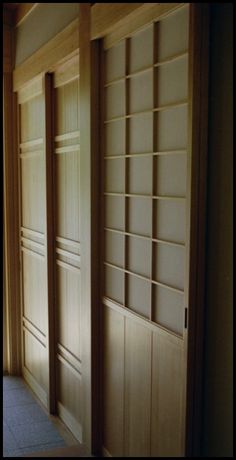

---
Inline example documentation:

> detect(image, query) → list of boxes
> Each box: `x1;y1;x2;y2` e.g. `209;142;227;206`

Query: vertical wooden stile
79;3;92;452
45;73;56;414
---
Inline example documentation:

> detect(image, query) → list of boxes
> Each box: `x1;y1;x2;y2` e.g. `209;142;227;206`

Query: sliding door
101;4;193;456
52;55;83;441
18;76;51;408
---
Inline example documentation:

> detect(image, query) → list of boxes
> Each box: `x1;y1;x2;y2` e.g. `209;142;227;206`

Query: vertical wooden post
185;3;209;456
79;4;101;453
3;15;21;375
45;73;56;414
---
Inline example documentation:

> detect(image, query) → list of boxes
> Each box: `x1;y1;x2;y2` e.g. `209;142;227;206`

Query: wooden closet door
52;56;82;441
18;76;51;408
102;5;190;457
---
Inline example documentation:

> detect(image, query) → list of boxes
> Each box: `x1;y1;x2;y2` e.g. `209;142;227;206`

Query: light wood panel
23;328;48;391
57;360;82;440
124;319;152;457
103;307;125;457
151;331;184;456
53;58;82;441
22;250;47;333
102;304;185;457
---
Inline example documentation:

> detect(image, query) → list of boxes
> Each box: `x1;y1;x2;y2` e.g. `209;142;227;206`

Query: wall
202;4;233;457
15;3;79;66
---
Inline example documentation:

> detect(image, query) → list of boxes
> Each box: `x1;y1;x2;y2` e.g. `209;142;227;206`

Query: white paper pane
157;5;189;61
129;156;152;195
105;265;124;304
128;236;151;278
130;71;153;113
156;154;187;197
105;196;125;231
153;285;184;335
105;120;125;156
130;24;154;72
105;40;125;82
105;158;125;193
154;243;185;290
106;82;125;119
155;200;186;244
157;55;188;106
128;197;152;237
130;113;153;154
156;105;188;151
127;274;151;318
105;230;124;268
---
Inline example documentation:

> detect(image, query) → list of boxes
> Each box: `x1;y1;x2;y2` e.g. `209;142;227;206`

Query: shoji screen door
18;75;52;408
52;55;82;441
101;4;198;457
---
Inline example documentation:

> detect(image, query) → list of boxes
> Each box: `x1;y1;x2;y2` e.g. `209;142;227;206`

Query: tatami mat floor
3;376;74;457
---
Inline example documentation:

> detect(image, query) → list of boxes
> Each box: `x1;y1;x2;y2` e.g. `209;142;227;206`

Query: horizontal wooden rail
104;261;184;294
102;296;184;342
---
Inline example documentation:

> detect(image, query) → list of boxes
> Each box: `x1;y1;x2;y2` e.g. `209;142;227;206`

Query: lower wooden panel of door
102;302;184;457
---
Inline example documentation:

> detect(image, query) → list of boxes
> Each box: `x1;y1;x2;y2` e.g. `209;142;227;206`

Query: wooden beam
91;3;144;39
13;19;79;91
15;3;38;27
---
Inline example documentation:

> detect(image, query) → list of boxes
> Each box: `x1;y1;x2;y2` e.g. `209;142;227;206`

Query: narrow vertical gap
51;74;58;411
100;39;106;457
123;37;130;458
151;22;159;323
124;38;130;310
149;22;158;457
